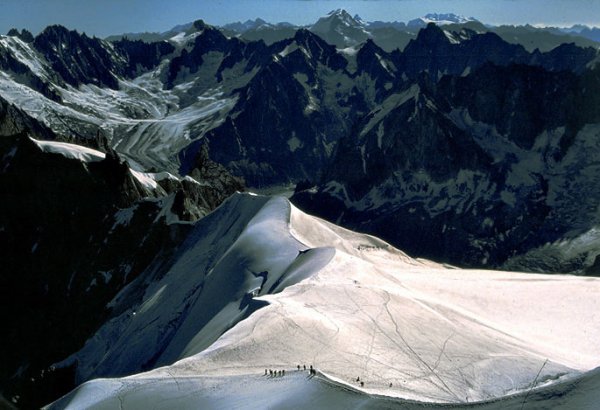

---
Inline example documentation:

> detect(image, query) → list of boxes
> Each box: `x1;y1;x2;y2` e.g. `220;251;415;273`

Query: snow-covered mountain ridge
407;13;478;28
48;193;600;408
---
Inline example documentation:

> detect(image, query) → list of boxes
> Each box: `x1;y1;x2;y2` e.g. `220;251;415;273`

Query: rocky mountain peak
310;8;370;47
33;24;93;51
293;28;333;53
412;22;451;46
33;25;121;89
7;28;34;42
192;19;209;32
290;28;347;70
293;27;318;44
356;39;396;87
222;18;269;33
327;9;358;23
359;37;382;53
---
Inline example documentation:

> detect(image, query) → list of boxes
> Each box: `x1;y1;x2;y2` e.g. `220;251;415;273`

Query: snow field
49;194;600;408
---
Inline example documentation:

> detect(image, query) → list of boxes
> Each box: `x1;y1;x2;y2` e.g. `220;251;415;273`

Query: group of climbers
263;364;316;378
263;366;397;389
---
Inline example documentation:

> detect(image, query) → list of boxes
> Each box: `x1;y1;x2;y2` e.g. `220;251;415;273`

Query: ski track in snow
48;194;600;409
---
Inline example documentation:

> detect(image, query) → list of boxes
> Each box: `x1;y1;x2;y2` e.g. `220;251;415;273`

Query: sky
1;0;600;38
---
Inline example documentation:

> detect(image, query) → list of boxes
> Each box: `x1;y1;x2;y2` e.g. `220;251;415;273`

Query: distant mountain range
104;10;600;53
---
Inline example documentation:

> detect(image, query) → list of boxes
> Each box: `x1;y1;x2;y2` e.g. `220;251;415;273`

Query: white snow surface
28;137;183;193
409;13;477;27
31;137;105;163
49;194;600;409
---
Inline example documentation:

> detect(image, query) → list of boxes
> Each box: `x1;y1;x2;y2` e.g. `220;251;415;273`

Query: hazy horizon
2;0;599;39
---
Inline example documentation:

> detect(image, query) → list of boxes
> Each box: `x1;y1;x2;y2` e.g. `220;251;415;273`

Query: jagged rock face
436;64;582;151
112;38;175;78
31;25;174;90
161;27;395;186
33;25;123;89
391;24;598;81
164;25;230;88
1;19;596;188
0;93;108;151
7;28;34;43
397;24;526;79
217;9;599;54
291;29;349;72
326;82;493;200
215;38;272;81
184;30;358;187
530;42;598;73
202;61;320;186
163;23;273;90
355;39;398;99
172;143;245;220
0;74;251;404
292;63;600;272
0;96;57;139
181;23;597;188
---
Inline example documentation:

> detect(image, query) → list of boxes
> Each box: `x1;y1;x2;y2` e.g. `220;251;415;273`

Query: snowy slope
47;368;600;410
49;194;600;408
30;137;105;162
51;194;334;384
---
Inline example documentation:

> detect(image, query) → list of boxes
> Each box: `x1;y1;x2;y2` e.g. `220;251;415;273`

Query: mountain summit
408;13;478;28
310;8;370;47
